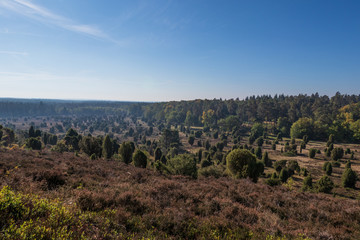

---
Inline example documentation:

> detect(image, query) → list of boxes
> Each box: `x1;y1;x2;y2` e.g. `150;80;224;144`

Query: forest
1;93;360;239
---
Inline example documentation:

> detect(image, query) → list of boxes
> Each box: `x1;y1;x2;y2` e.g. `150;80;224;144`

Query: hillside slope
1;148;360;239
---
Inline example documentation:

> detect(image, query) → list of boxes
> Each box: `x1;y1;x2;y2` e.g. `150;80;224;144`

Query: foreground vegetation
1;148;359;239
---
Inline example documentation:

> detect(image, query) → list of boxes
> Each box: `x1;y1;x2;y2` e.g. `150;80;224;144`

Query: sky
0;0;360;102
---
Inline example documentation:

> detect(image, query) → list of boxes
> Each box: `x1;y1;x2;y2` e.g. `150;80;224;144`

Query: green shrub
133;149;148;168
282;150;297;157
226;149;261;182
255;137;264;147
25;137;42;150
248;134;256;145
300;167;309;176
302;175;313;191
308;148;316;158
322;162;331;171
266;178;281;186
287;160;300;174
255;146;262;159
198;165;224;178
325;163;332;176
273;160;287;173
316;175;334;193
331;147;344;161
154;160;171;175
271;142;276;150
167;154;197;178
326;143;334;157
300;141;306;150
200;159;212;168
119;142;134;164
262;151;272;167
279;168;289;183
188;135;195;146
342;168;357;188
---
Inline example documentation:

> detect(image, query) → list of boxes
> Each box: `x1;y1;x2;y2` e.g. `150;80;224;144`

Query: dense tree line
2;93;360;143
0;99;142;117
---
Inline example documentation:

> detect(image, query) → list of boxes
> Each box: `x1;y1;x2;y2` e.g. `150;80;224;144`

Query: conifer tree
133;149;148;168
342;168;357;188
102;135;113;159
262;151;271;167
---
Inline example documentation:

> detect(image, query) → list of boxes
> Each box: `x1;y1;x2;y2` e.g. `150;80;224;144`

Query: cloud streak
0;0;110;40
0;50;28;56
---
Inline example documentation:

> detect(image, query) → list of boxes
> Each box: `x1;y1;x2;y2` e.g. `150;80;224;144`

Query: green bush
167;154;197;178
265;178;281;186
287;160;300;174
308;148;316;159
198;165;224;178
326;143;334;157
342;168;357;188
226;149;261;182
282;150;297;157
25;137;42;150
255;137;264;147
273;160;287;173
255;146;262;159
325;163;332;176
133;149;148;168
316;175;334;193
331;147;344;161
154;160;171;175
271;142;276;150
200;159;212;168
300;167;309;176
262;151;272;167
302;175;313;191
279;168;289;183
322;162;331;171
119;142;134;164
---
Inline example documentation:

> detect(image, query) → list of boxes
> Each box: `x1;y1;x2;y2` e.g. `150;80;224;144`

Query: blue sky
0;0;359;101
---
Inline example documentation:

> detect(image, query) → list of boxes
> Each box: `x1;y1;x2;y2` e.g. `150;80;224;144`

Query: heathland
1;93;360;239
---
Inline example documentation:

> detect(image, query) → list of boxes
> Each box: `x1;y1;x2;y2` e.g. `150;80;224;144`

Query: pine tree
102;135;113;159
255;146;262;159
198;149;203;163
325;163;332;176
154;147;162;161
29;126;35;138
262;151;272;167
119;142;134;164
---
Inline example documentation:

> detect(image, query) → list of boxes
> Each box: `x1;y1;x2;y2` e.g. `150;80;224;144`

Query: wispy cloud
0;50;28;56
0;0;111;40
